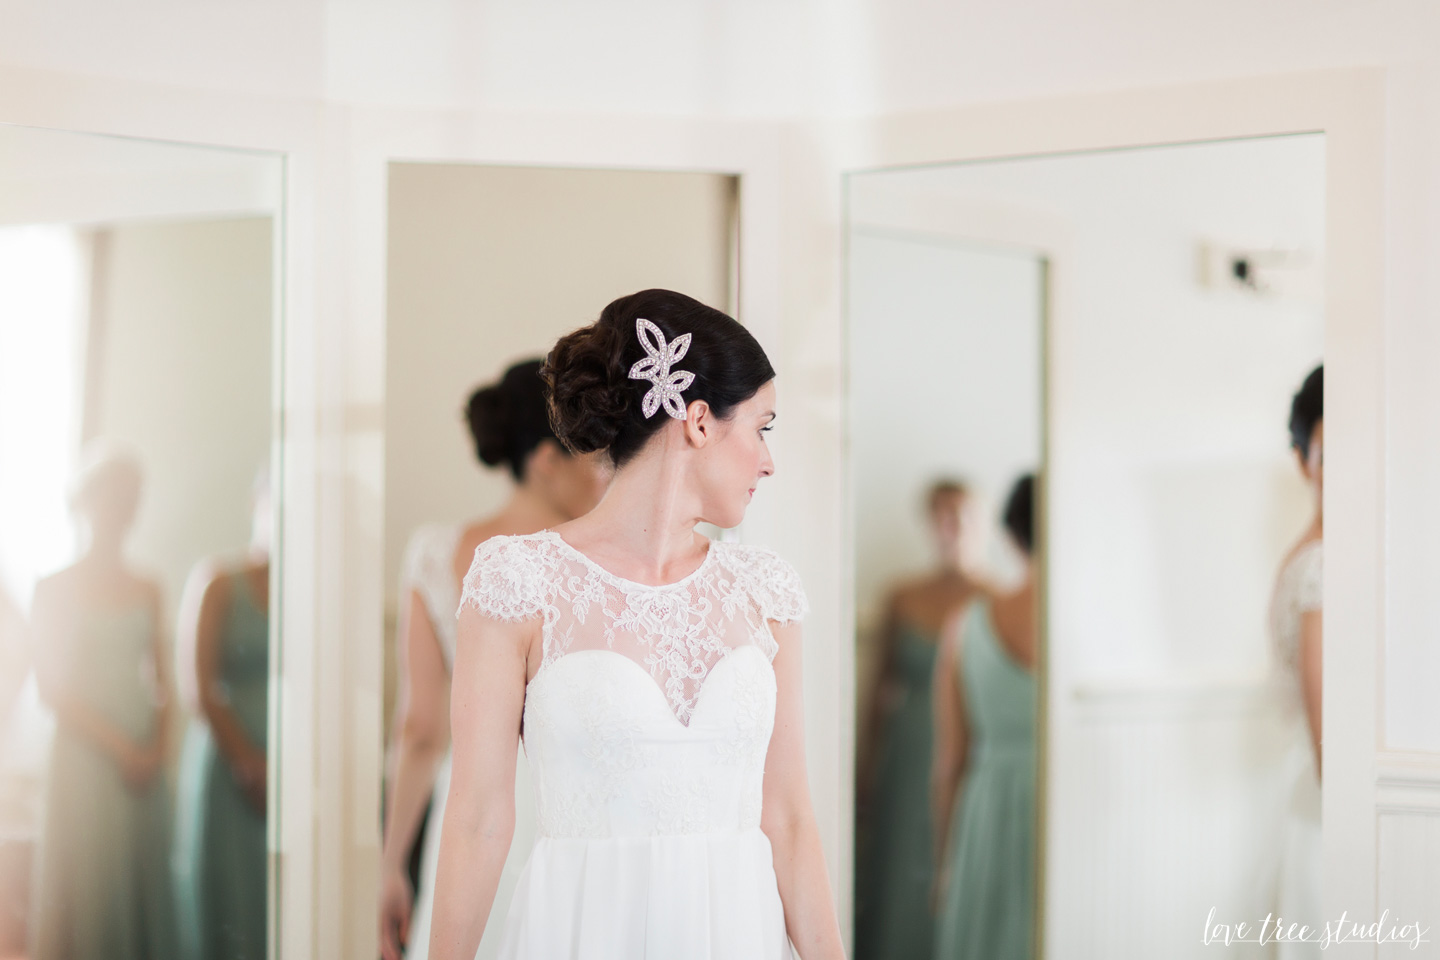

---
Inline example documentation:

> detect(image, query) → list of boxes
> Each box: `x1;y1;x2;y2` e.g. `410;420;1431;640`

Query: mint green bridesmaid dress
935;601;1036;960
32;605;177;960
856;624;940;960
173;571;268;960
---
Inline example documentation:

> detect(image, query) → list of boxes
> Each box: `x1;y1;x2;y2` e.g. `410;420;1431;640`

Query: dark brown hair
465;359;557;481
1003;473;1036;556
541;289;775;467
1288;364;1323;458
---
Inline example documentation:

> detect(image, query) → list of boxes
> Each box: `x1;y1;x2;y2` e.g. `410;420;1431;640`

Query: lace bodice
401;523;463;667
457;531;807;840
1270;539;1322;687
459;532;805;722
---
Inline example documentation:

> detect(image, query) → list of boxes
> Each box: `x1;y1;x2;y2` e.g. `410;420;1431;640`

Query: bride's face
694;380;776;530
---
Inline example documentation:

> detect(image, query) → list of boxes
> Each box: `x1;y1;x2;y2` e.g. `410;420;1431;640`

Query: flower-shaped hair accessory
627;318;695;420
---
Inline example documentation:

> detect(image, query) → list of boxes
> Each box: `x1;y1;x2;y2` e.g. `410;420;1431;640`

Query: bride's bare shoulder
1277;533;1322;576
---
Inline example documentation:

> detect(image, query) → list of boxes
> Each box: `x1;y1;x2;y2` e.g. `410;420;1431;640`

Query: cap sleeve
400;524;462;665
457;535;551;623
731;544;808;625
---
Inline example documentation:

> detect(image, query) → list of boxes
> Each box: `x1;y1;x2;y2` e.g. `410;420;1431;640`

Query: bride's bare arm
378;587;452;960
1298;609;1322;777
427;604;533;960
762;621;846;960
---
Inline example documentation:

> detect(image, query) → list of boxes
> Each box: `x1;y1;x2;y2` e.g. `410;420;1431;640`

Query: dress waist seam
534;825;768;842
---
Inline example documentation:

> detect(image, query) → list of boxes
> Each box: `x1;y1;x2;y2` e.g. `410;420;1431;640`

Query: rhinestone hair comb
627;318;695;420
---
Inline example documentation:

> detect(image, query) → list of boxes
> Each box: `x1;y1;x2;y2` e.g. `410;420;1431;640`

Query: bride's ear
683;400;713;448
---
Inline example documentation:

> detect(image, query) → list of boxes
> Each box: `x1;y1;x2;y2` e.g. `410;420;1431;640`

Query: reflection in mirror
848;193;1043;959
0;124;281;960
849;133;1325;958
380;163;736;960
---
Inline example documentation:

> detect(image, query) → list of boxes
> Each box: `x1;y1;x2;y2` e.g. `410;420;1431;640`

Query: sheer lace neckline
538;530;716;591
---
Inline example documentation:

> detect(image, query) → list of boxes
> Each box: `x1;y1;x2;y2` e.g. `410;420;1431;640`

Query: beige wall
384;163;735;612
93;215;274;615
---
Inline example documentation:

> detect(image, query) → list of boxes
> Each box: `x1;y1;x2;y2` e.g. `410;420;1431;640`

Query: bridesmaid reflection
172;466;272;960
1269;364;1322;956
29;446;177;960
856;480;982;960
932;474;1036;960
0;578;24;729
0;578;28;953
379;360;610;960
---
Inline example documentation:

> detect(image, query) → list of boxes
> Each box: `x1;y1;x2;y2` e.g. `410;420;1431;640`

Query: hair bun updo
1288;364;1323;458
465;359;556;481
541;289;776;467
539;316;633;456
1003;473;1036;556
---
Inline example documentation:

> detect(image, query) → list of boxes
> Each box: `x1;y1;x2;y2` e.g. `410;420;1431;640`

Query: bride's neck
575;441;704;574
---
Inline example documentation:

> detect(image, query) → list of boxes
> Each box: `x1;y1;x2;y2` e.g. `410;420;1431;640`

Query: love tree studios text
1204;908;1430;950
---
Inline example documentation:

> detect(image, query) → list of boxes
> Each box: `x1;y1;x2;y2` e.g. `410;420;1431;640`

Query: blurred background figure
29;445;177;960
931;474;1037;960
855;479;983;960
378;359;610;960
171;465;272;960
1269;365;1323;959
0;583;24;734
0;581;31;955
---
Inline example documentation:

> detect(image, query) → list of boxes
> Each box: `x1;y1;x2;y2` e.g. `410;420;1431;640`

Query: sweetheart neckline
525;645;774;731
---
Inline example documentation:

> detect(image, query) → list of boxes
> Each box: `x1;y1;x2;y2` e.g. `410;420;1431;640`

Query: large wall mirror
0;124;283;958
848;134;1325;958
379;162;737;960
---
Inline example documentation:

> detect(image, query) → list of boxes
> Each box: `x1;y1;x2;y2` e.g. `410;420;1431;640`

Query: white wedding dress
402;524;535;960
1269;539;1322;958
456;530;806;960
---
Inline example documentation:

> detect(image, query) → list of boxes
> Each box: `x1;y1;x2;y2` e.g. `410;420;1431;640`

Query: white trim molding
1377;752;1440;816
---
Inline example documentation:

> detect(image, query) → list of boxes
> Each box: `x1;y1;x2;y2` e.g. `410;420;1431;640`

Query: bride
428;289;845;960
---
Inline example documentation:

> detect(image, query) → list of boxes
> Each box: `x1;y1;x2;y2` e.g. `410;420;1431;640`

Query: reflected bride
1269;364;1324;957
380;360;609;960
428;290;845;960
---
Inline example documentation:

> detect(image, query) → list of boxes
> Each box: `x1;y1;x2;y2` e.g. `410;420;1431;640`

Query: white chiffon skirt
1276;739;1322;960
497;827;793;960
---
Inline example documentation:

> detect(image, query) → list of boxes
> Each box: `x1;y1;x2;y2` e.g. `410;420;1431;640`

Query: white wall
92;216;274;609
846;225;1042;628
0;123;279;228
887;137;1326;678
0;225;87;608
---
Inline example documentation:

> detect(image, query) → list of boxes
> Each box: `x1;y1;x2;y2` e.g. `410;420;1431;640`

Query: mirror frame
837;68;1386;955
338;116;823;958
841;180;1056;952
0;118;289;955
